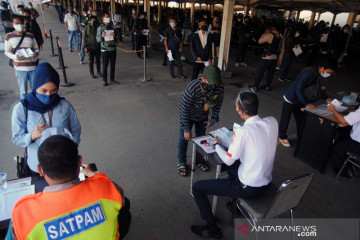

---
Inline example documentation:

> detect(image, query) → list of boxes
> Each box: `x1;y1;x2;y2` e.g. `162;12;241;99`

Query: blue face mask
36;93;57;105
170;22;176;28
320;72;331;78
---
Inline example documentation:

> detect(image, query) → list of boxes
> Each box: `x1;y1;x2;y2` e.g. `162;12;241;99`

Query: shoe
279;138;291;147
235;63;240;67
97;72;103;77
80;61;84;64
178;75;187;79
279;77;285;82
162;63;167;66
170;75;176;78
110;80;120;84
276;66;280;70
191;225;222;239
90;73;96;78
103;82;108;86
226;201;241;217
240;62;247;67
248;85;258;92
70;50;73;52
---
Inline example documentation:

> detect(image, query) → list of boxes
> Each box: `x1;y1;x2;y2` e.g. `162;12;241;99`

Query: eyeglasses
237;88;255;113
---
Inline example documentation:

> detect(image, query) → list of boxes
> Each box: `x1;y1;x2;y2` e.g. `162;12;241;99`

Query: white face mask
295;33;300;37
19;10;23;15
14;24;24;32
103;17;110;24
343;29;349;34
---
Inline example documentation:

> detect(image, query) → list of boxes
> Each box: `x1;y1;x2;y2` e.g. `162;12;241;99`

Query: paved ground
1;7;360;239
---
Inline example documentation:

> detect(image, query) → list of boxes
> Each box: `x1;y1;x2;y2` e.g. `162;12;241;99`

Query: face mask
29;6;32;9
19;10;23;15
204;16;207;19
36;93;57;105
14;24;24;32
69;10;73;14
320;72;331;78
142;15;145;19
170;22;176;28
343;29;349;34
132;11;136;14
201;25;208;31
295;33;300;37
103;17;110;24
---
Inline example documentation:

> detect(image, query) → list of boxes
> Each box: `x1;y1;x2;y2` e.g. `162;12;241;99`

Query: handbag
9;32;26;68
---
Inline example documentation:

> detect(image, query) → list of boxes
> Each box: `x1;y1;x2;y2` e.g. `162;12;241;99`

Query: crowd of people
1;1;360;239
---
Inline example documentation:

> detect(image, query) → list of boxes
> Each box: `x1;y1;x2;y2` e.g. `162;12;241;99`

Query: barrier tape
116;47;144;53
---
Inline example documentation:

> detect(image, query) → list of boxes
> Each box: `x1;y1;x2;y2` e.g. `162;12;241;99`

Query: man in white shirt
328;103;360;178
191;90;278;238
64;7;79;52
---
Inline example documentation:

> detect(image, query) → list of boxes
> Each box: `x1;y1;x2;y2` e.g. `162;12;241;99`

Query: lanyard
41;110;53;128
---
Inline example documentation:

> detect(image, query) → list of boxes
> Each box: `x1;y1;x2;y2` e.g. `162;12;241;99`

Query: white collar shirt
198;31;207;49
344;108;360;143
216;115;278;187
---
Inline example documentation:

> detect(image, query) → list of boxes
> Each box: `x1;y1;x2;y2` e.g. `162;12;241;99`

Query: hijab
22;62;61;114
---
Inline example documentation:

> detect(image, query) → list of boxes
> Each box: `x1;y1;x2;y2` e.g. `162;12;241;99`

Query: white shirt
64;13;78;31
198;31;207;49
344;108;360;143
215;115;278;187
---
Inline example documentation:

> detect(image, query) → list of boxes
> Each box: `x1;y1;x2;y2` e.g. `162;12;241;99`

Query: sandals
197;162;209;172
177;163;188;177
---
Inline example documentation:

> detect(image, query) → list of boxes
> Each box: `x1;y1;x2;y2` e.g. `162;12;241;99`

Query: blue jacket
284;65;319;106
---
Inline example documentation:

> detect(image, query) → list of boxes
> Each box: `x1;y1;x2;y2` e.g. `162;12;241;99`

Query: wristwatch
213;143;219;150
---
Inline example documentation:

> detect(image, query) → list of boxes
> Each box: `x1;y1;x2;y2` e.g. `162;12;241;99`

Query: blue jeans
15;70;35;99
68;30;79;51
79;31;85;61
178;118;207;164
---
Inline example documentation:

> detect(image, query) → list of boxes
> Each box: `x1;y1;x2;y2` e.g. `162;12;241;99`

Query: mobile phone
200;140;207;144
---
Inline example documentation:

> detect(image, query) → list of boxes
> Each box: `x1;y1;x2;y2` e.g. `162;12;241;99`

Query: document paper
210;127;234;148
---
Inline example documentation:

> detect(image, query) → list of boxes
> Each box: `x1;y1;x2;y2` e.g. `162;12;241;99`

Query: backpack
301;67;325;102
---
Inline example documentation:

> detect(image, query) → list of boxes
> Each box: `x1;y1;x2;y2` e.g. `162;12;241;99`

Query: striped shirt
4;31;39;71
179;78;224;132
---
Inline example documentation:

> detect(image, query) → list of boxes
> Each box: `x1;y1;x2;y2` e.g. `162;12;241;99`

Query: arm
96;25;103;43
179;86;195;133
190;35;199;60
164;29;169;52
11;104;32;147
83;27;88;48
208;24;214;34
258;32;273;45
67;102;82;145
214;129;244;166
208;85;224;126
4;38;17;60
294;71;314;107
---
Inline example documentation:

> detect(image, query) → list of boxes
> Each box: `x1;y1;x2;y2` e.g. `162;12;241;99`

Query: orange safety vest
12;173;122;240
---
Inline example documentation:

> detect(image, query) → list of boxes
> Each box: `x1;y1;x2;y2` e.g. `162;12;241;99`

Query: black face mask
201;25;208;31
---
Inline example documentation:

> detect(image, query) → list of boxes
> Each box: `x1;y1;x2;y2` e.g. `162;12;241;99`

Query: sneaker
97;72;103;77
80;61;84;64
279;77;285;82
276;66;280;70
178;75;187;79
191;225;222;239
240;62;248;67
110;80;120;84
279;138;291;147
170;75;176;78
235;63;240;67
90;73;96;78
103;82;108;87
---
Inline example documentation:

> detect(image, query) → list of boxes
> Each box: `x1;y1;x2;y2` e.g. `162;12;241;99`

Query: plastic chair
336;152;360;182
235;173;314;239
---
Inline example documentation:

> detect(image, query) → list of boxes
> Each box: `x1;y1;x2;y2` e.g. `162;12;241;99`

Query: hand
102;31;106;38
165;47;168;53
214;30;220;33
32;52;38;57
213;137;221;144
109;32;114;37
179;47;182;53
39;45;43;51
208;60;212;65
184;132;191;141
306;104;316;110
265;29;270;35
31;124;46;140
66;30;69;34
295;45;299;49
204;121;211;128
84;48;88;53
127;27;129;32
81;163;96;177
326;98;332;104
197;57;202;61
16;55;24;60
328;104;336;112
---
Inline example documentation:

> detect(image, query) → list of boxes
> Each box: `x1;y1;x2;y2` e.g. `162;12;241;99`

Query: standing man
191;90;278;238
249;26;281;91
127;8;137;50
132;12;149;59
16;5;24;15
164;18;185;79
79;8;90;64
84;16;102;78
112;8;123;43
56;2;64;24
23;9;43;51
177;66;224;177
278;63;335;147
0;1;14;33
190;20;213;80
64;7;79;52
5;15;39;99
235;15;251;67
182;10;191;44
97;12;118;86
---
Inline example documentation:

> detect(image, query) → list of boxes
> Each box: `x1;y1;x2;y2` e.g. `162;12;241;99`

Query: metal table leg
190;142;196;197
212;164;222;215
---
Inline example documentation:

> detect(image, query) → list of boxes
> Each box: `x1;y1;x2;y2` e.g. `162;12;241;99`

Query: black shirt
165;27;182;54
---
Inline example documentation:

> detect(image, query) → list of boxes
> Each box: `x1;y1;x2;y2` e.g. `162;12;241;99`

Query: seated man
7;135;131;240
328;102;360;178
191;90;278;238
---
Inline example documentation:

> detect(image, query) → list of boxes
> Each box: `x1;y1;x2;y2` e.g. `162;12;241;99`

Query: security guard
191;90;278;238
8;135;130;240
